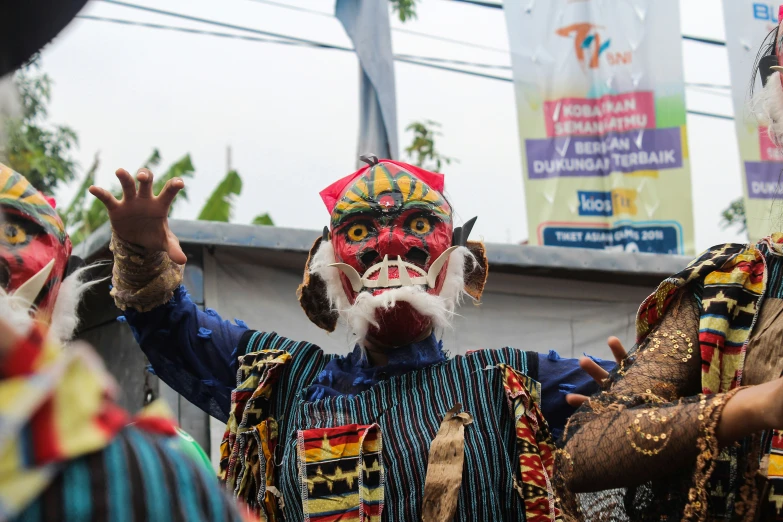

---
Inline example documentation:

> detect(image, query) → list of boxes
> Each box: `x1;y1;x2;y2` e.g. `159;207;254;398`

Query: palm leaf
252;213;274;226
143;148;161;170
197;170;242;222
153;154;195;214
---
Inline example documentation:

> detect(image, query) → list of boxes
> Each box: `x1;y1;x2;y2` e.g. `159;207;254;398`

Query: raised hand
565;336;628;408
88;168;187;264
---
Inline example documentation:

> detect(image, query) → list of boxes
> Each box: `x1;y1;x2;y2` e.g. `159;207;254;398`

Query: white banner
503;0;694;255
722;1;781;241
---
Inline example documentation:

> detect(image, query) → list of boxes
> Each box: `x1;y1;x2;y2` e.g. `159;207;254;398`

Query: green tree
389;0;418;22
2;60;275;243
404;120;457;171
2;56;78;194
197;170;242;222
252;213;274;226
720;197;747;233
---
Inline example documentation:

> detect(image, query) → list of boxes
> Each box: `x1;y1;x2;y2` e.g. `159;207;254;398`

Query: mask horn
322;226;330;242
452;216;478;246
13;259;55;308
461;217;477;244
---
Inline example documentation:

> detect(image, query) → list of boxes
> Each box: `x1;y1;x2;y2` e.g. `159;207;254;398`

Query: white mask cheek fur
309;241;476;347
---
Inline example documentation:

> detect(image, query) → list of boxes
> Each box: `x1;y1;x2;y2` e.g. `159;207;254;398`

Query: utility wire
94;2;732;89
76;14;307;46
242;0;332;18
687;110;734;120
79;14;731;89
78;12;518;80
441;0;729;47
242;0;510;53
84;3;735;120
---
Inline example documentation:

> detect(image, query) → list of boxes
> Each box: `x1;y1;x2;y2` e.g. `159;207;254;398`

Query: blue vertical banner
336;0;399;165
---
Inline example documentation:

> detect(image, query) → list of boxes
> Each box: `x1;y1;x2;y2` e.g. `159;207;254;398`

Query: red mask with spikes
0;164;72;324
320;158;467;346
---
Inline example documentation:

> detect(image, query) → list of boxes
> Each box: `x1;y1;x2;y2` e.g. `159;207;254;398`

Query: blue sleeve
122;285;248;422
535;350;615;439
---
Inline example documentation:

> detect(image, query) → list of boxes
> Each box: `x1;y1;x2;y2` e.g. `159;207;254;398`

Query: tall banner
722;1;780;242
503;0;694;255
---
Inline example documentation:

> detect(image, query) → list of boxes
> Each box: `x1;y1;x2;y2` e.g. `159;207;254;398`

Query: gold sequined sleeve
109;233;184;312
556;291;742;521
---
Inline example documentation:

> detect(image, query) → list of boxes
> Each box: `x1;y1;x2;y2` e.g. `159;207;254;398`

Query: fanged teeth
329;246;458;293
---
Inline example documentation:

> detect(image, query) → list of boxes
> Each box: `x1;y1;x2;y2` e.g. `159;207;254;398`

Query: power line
242;0;332;18
76;14;308;46
78;12;515;76
84;3;734;120
441;0;728;47
99;0;352;50
241;0;510;53
682;35;727;47
687;110;733;120
96;1;732;88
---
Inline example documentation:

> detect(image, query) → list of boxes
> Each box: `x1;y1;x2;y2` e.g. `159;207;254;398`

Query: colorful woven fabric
0;326;129;519
297;424;383;522
220;349;291;519
636;239;773;394
0;325;234;522
15;424;255;522
765;431;783;521
635;235;783;518
499;364;562;522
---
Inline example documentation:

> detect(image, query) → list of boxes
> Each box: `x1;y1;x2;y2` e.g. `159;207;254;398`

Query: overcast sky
38;0;745;251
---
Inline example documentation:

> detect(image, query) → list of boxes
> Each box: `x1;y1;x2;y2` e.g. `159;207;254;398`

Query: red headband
319;159;446;214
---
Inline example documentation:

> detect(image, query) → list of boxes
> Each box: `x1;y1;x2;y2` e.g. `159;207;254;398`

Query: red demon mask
0;164;72;324
319;158;463;346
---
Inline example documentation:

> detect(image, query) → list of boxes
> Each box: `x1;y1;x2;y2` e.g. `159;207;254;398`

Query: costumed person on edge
555;14;783;522
0;165;253;521
89;155;613;521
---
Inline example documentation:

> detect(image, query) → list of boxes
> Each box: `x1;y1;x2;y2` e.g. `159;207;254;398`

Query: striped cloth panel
14;426;250;522
240;331;535;521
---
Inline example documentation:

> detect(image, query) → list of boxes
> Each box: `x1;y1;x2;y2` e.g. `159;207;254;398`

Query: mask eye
1;223;28;246
408;216;432;236
346;222;370;242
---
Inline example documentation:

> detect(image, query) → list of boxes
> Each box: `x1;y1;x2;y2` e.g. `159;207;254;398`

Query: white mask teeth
328;246;460;292
377;255;390;287
397;256;414;286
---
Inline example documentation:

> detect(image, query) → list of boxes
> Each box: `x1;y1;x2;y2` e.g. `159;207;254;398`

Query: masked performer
556;17;783;522
0;165;252;521
90;156;611;521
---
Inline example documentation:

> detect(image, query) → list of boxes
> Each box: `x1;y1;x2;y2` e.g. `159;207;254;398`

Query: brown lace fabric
556;291;746;522
110;233;183;312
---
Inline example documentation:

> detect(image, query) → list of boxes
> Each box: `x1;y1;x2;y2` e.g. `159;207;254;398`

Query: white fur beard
310;240;475;347
754;71;783;146
0;263;105;343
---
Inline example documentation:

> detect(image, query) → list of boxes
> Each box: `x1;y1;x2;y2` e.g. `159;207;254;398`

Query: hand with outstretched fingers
565;336;628;408
88;168;187;264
